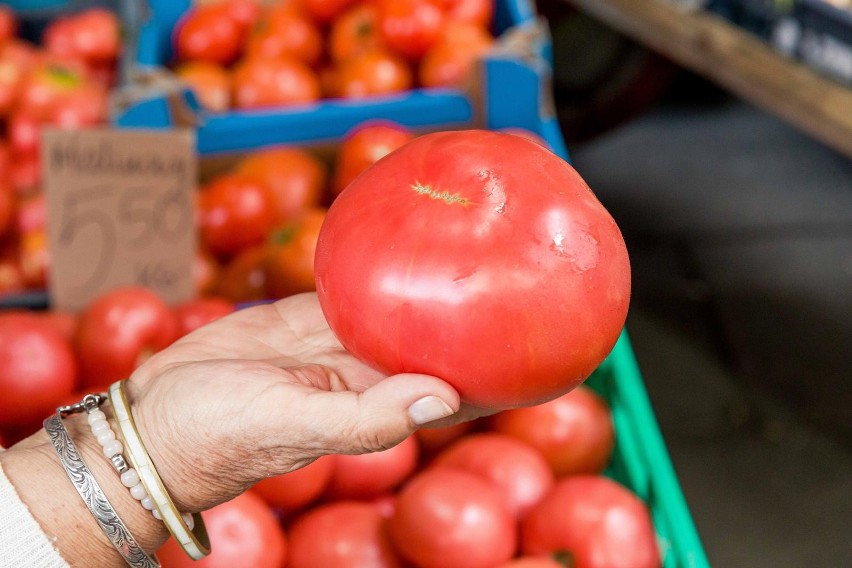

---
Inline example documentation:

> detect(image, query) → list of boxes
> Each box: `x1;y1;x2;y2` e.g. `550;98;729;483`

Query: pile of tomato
0;6;120;294
155;383;661;568
171;0;496;112
0;279;661;568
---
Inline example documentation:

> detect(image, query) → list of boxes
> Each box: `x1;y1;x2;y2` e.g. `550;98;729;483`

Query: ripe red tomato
245;8;323;66
66;9;121;63
42;16;76;59
198;173;277;258
232;55;321;109
74;286;180;390
18;230;49;289
156;491;287;568
521;476;661;568
17;61;88;122
175;61;231;113
377;0;445;61
329;3;384;63
287;501;402;568
388;467;517;568
0;313;78;428
0;254;24;295
489;385;615;476
432;433;554;518
325;434;419;499
301;0;360;24
314;130;631;409
8;112;42;159
173;297;236;336
193;248;221;296
174;3;243;65
418;23;493;88
50;83;109;128
236;147;327;224
333;49;413;99
253;455;335;512
0;183;13;235
0;6;16;46
37;310;78;343
10;154;41;196
15;192;45;234
436;0;493;28
0;59;24;116
222;0;263;33
332;120;414;195
215;245;269;303
264;207;327;299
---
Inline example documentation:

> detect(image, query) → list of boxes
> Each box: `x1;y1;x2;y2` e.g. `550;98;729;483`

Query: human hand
125;292;488;513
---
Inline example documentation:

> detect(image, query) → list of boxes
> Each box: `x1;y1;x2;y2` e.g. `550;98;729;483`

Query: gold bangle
108;380;211;560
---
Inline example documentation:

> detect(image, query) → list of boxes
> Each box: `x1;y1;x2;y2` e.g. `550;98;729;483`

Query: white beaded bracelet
83;403;194;529
108;380;211;560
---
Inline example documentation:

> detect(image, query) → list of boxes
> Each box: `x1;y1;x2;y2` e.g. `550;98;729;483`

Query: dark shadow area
561;63;852;566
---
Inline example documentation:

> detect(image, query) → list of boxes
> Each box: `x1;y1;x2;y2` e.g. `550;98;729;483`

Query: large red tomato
388;467;517;568
521;476;661;568
198;173;277;258
432;432;554;518
0;313;77;427
325;434;419;499
314;130;631;409
332;120;414;195
489;385;615;476
236;147;327;224
253;455;335;512
287;501;402;568
156;491;287;568
74;286;179;390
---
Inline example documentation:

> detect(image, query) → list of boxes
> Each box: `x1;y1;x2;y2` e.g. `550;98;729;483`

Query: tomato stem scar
410;181;468;205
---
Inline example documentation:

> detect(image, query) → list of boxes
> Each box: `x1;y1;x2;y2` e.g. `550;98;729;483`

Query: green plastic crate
585;332;711;568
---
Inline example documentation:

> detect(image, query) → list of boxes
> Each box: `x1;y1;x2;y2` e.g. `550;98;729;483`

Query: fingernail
408;396;455;425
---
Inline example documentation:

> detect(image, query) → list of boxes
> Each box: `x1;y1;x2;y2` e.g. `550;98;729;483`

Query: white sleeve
0;449;71;568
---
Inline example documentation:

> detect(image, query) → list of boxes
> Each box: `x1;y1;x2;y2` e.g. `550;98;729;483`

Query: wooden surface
566;0;852;158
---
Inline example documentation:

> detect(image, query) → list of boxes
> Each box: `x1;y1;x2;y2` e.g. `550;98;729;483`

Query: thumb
305;373;461;455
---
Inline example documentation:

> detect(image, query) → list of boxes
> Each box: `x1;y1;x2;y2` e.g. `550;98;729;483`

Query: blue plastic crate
115;0;541;154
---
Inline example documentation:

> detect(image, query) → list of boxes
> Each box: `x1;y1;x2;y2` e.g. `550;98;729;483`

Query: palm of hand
126;293;395;510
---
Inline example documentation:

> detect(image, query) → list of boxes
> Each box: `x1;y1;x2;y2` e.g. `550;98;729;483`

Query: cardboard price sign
43;128;197;312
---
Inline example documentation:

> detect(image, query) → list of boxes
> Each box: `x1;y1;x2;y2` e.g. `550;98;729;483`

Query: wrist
126;378;256;512
0;414;169;567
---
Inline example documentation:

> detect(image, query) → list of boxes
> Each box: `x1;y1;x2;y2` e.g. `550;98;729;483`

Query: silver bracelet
44;406;160;568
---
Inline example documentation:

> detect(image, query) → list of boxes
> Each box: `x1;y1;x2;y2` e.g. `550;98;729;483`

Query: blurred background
539;1;852;565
